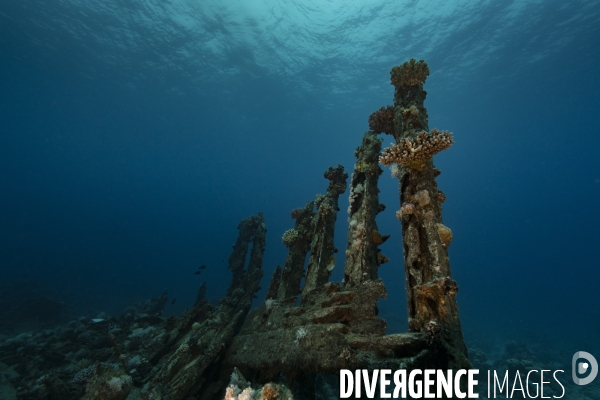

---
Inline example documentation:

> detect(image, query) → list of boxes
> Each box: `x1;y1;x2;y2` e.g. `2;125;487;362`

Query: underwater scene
1;0;599;399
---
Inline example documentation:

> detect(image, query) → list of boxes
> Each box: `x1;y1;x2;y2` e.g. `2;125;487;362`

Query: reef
0;60;473;399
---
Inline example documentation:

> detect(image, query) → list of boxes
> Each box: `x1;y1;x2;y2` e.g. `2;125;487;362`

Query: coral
355;222;366;238
402;105;420;117
437;223;453;247
390;58;430;87
368;106;395;135
379;129;454;166
225;372;292;400
84;365;133;400
318;203;334;216
224;386;238;400
347;178;363;215
355;159;381;175
72;365;95;384
107;376;131;393
261;383;285;400
413;190;431;207
396;202;417;220
323;164;349;196
294;327;307;344
238;387;254;400
290;206;311;220
402;202;416;215
229;367;250;392
281;229;299;247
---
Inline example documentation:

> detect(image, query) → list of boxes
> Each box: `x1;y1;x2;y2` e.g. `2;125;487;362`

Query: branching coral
281;229;299;247
368;106;395;135
379;129;454;166
390;58;430;87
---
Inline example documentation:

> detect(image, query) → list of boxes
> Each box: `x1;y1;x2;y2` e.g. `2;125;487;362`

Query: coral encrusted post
303;165;348;295
344;131;389;288
278;202;315;301
384;59;470;370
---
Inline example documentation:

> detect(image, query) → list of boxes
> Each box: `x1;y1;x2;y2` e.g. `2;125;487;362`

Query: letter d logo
572;351;598;385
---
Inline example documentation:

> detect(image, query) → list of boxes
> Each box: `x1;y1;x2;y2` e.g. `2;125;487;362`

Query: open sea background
1;0;599;365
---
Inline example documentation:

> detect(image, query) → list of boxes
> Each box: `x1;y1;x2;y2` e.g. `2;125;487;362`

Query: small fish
199;265;206;270
171;298;176;305
194;271;202;275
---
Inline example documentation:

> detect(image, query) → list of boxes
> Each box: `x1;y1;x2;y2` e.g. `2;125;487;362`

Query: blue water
1;0;599;358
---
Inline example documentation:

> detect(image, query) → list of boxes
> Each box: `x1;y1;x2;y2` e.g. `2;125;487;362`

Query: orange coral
368;106;395;135
372;230;384;245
